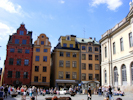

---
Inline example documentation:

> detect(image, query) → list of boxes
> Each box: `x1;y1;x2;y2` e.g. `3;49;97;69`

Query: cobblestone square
3;93;133;100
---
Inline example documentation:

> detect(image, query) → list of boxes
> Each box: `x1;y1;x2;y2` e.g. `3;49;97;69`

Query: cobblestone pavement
3;93;133;100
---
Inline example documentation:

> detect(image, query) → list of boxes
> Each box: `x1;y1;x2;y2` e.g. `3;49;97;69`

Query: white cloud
0;22;15;40
59;0;65;4
0;0;22;14
91;0;122;10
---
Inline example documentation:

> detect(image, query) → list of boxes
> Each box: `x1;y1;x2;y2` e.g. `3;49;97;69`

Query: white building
100;1;133;92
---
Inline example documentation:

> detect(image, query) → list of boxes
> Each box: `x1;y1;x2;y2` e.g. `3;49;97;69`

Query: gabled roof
76;38;100;45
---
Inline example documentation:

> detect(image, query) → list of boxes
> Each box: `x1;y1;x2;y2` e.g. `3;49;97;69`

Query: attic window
66;36;70;40
82;39;84;42
42;36;44;38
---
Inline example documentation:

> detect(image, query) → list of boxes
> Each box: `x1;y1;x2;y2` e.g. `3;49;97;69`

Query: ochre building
51;35;80;88
31;34;51;87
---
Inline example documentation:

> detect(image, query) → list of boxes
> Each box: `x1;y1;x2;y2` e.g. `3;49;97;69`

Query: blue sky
0;0;131;68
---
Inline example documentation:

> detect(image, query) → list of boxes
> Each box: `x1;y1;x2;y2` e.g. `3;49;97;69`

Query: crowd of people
0;85;125;100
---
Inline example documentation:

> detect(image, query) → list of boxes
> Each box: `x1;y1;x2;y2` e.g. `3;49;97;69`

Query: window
66;52;70;57
95;64;99;70
15;39;19;44
82;73;86;80
44;49;47;52
41;41;44;45
20;31;24;35
114;67;118;85
17;59;21;65
43;56;47;62
70;44;73;48
66;36;70;40
113;42;116;54
122;65;127;85
129;32;133;47
95;55;99;60
63;43;67;47
10;48;14;53
82;63;86;70
72;61;76;67
72;72;77;79
36;48;40;52
88;47;92;52
89;64;93;70
120;38;124;51
73;53;76;57
25;49;29;53
95;74;99;80
9;58;14;65
105;47;107;57
89;74;93;80
42;36;44;38
59;60;64;67
35;56;39;61
35;66;39;72
42;77;46;82
34;76;38;82
89;55;92;60
105;70;107;83
59;71;63;79
43;67;47;72
16;71;20;78
66;61;70;67
24;59;29;66
95;47;98;51
60;52;64;56
8;71;12;78
131;62;133;83
22;40;26;44
82;46;86;50
18;49;22;53
23;72;28;78
82;54;86;60
66;72;70;79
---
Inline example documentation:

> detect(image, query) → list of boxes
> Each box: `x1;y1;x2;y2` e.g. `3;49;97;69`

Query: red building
4;24;33;87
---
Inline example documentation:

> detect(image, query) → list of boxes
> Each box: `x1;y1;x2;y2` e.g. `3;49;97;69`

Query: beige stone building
99;2;133;92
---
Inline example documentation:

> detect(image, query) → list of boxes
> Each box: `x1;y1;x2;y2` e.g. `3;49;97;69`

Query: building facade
100;2;133;92
31;34;51;87
4;24;33;87
76;37;101;92
51;35;80;88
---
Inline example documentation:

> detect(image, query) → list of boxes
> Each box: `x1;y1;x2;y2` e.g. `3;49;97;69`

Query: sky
0;0;131;68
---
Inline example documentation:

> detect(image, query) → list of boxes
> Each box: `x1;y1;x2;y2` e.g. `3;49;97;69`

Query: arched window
131;62;133;84
114;67;118;86
122;64;127;85
105;70;107;83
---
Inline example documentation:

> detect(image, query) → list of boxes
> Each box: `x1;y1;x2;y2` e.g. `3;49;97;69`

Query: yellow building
51;35;80;88
31;34;51;87
76;37;101;92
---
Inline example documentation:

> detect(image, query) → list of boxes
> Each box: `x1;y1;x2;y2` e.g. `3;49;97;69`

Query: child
23;90;27;100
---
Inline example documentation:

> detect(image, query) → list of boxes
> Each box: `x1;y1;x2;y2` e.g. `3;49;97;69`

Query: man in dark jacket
87;88;91;100
4;86;8;98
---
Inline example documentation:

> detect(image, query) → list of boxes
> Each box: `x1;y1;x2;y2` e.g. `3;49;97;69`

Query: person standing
108;85;114;100
4;86;8;98
87;88;91;100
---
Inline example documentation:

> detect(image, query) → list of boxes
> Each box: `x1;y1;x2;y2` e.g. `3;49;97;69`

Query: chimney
94;38;96;41
89;37;92;39
129;0;133;10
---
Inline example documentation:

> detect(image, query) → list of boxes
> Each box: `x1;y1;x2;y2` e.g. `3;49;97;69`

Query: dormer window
20;31;24;35
66;36;70;40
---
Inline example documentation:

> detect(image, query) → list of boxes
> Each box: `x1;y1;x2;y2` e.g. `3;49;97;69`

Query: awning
56;79;78;84
81;81;100;84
